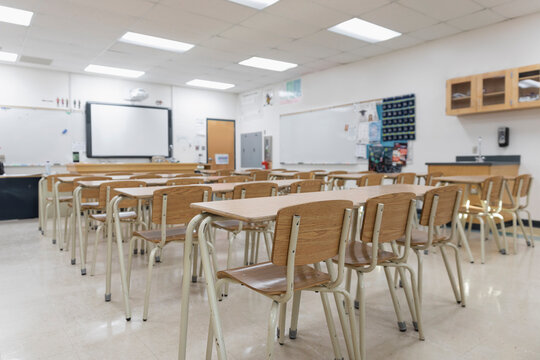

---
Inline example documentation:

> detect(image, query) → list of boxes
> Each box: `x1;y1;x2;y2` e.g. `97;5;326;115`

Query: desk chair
395;172;416;184
459;176;507;263
356;173;384;187
250;169;270;181
212;182;279;296
166;178;204;186
501;174;534;252
217;175;251;183
327;170;347;190
89;181;146;276
290;179;325;193
208;200;358;360
293;171;314;180
395;186;466;307
217;169;232;176
340;193;422;360
130;174;162;179
171;173;198;178
43;173;74;244
105;172;133;176
425;172;443;186
127;185;211;320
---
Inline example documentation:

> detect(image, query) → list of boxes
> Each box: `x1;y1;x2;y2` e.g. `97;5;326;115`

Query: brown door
207;119;235;171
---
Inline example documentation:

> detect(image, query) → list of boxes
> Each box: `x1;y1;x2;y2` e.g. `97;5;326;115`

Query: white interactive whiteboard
280;104;363;164
86;102;171;158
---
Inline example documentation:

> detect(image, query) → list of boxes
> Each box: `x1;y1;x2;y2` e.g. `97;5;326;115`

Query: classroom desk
177;184;435;360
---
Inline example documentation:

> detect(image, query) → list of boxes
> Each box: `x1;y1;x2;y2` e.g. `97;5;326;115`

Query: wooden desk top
191;184;435;223
115;180;300;199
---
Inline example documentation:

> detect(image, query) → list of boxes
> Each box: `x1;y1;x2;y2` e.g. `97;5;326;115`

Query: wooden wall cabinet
446;63;540;115
446;76;477;115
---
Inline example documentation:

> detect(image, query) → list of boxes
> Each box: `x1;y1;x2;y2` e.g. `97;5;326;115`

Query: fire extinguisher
261;161;269;170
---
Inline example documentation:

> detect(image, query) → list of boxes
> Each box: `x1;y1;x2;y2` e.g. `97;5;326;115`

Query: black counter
0;175;41;220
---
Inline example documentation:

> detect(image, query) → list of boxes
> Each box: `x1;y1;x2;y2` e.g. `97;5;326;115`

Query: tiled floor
0;219;539;359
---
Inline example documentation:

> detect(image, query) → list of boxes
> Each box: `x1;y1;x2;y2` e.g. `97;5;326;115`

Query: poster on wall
279;79;302;104
392;142;408;165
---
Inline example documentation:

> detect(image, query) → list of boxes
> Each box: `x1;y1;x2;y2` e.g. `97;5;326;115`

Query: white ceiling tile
378;35;425;49
218;25;293;47
276;39;342;59
254;48;317;65
198;36;269;55
127;20;212;45
264;0;351;28
158;0;257;23
107;42;177;61
302;30;369;52
398;0;483;21
0;24;28;53
408;23;461;40
360;3;439;33
349;44;394;58
448;9;506;30
240;12;320;39
303;58;342;71
323;52;368;64
310;0;392;15
474;0;513;6
491;0;540;18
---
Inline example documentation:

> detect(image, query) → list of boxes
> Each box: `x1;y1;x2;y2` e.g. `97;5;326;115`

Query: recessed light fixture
239;56;297;72
0;51;18;62
119;32;194;53
328;18;401;43
186;79;235;90
84;64;144;78
228;0;279;10
0;5;33;26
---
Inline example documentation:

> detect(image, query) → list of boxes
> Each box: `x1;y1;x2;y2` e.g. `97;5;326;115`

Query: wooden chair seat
68;201;100;210
217;261;330;295
459;205;487;215
212;219;267;232
90;211;137;222
395;229;449;247
133;226;193;243
47;196;72;202
338;242;398;267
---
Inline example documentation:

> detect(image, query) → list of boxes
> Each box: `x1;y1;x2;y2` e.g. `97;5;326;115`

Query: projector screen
86;102;172;158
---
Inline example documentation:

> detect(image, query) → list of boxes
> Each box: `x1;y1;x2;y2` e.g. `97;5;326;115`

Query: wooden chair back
480;176;504;207
419;186;462;227
272;168;286;171
328;170;347;188
361;192;416;243
395;172;416;184
217;169;232;176
512;174;532;198
250;170;270;181
130;174;162;179
171;173;198;178
356;173;384;187
232;182;278;199
311;170;326;173
166;178;204;186
97;180;146;209
74;176;112;200
425;172;443;186
290;179;325;193
104;172;133;175
152;186;212;225
218;175;251;183
294;171;314;180
272;200;353;266
47;173;75;192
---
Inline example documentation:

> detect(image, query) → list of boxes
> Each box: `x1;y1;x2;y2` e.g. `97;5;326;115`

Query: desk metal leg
456;220;474;263
105;197;114;302
54;182;62;249
112;195;132;321
179;214;204;360
73;187;87;274
38;177;45;233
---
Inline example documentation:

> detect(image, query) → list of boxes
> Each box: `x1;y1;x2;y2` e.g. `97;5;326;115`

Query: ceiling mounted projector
126;88;149;102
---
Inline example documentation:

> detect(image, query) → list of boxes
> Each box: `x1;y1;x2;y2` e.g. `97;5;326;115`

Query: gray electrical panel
241;131;262;168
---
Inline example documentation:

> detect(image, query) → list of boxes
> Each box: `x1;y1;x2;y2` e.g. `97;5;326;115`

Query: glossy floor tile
0;219;539;359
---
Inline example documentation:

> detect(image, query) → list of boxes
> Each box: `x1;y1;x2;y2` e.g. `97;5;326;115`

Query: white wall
0;64;237;173
236;12;540;218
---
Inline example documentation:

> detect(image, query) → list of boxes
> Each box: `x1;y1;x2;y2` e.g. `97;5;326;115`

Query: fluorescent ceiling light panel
328;18;401;43
0;5;33;26
228;0;279;10
239;57;297;72
186;79;235;90
0;51;18;62
84;64;144;78
119;32;194;53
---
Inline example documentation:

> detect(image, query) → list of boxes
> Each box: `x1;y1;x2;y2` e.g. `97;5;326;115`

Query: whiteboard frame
85;102;172;158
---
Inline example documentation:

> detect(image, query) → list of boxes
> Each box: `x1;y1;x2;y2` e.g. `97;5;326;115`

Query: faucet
476;136;485;162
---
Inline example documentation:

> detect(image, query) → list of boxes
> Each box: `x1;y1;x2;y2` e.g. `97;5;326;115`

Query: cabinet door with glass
512;64;540;109
477;70;511;113
446;76;476;115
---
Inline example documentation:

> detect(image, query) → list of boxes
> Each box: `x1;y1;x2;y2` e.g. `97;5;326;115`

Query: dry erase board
0;107;84;165
279;104;364;164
